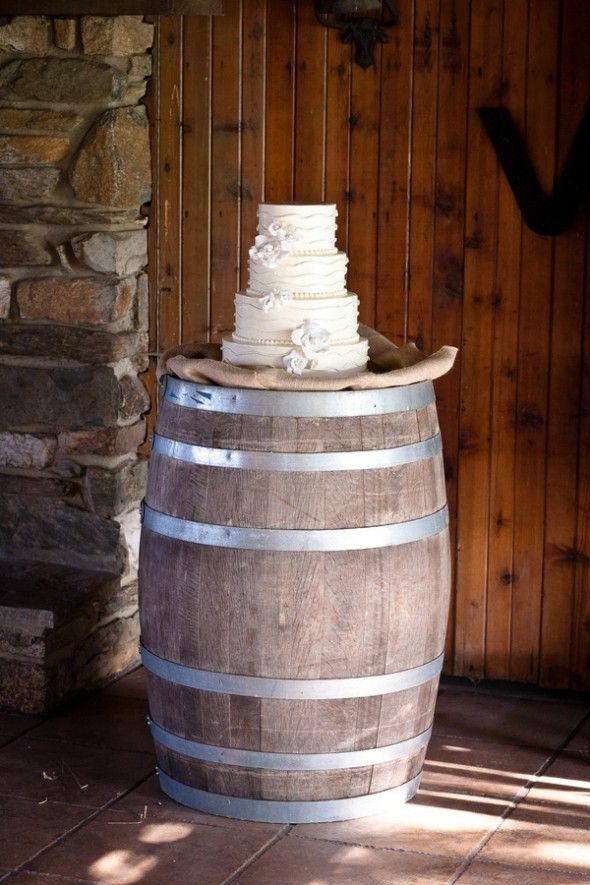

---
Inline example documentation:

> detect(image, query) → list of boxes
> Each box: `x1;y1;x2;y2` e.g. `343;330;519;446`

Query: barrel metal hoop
152;432;442;472
164;377;434;417
141;503;449;552
140;644;444;699
148;719;432;770
156;769;422;823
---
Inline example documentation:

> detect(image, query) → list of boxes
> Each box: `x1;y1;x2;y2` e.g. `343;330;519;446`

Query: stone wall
0;15;154;712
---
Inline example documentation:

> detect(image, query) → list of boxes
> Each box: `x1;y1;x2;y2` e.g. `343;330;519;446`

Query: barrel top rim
163;376;435;416
163;376;433;395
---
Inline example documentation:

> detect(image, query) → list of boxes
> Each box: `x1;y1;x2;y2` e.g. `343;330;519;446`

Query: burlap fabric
160;325;458;390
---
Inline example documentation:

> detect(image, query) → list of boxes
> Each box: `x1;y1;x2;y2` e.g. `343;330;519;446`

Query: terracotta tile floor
0;670;588;885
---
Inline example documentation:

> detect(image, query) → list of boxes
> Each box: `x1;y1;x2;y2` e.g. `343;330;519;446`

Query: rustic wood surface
146;1;590;690
154;743;426;800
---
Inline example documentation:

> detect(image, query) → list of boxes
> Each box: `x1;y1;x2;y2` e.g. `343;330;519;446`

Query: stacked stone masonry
0;15;154;712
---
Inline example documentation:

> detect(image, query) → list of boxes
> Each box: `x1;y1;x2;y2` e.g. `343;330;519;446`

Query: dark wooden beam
0;0;221;13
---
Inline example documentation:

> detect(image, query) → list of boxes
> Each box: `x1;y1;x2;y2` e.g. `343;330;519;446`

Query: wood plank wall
146;0;590;690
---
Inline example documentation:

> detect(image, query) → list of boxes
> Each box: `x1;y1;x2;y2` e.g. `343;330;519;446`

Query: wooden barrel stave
154;746;427;801
155;393;441;453
139;380;450;821
140;537;449;678
145;460;446;529
146;677;439;753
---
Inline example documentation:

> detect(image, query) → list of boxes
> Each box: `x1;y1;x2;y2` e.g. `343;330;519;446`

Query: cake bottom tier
222;336;369;377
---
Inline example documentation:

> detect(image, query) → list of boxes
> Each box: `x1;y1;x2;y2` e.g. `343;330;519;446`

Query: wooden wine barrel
139;376;450;823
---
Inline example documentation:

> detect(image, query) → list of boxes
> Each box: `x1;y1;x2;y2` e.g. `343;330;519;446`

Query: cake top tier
257;203;337;254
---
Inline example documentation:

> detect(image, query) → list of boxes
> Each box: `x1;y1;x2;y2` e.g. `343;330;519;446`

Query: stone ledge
81;16;154;56
0;562;139;714
0;231;52;266
0;363;149;430
86;457;147;517
0;57;127;103
0;494;125;576
0;432;56;469
70;106;151;209
0;16;51;54
0;205;145;226
58;422;146;457
0;167;61;202
17;276;137;330
0;108;84;135
0;325;148;364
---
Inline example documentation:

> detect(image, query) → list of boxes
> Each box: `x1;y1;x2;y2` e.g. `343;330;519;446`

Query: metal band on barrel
141;503;448;551
164;377;434;417
140;644;444;699
156;769;421;823
148;718;432;770
152;432;442;472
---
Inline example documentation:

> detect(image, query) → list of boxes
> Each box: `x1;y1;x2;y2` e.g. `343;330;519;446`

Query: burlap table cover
159;325;458;390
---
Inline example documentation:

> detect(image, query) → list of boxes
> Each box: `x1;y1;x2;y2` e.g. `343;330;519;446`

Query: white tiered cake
222;203;369;377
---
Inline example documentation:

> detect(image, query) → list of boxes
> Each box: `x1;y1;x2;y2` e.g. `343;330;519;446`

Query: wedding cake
221;203;369;376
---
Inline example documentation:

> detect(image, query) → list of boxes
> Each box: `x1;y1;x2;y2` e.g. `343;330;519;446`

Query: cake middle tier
234;291;360;344
249;250;348;296
221;336;369;377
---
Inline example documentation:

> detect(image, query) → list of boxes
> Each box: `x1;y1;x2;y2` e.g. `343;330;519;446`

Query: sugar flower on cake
291;320;331;359
258;288;293;311
249;222;299;268
282;349;309;375
249;236;284;268
266;220;298;249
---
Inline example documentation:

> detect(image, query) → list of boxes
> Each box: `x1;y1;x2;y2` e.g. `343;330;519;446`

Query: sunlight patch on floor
88;849;158;884
536;839;590;869
138;821;194;843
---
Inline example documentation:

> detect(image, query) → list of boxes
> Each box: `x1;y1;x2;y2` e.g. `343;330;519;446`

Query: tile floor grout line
219;824;294;885
0;717;52;751
452;855;590;881
15;734;156;757
1;869;93;884
2;768;157;881
0;792;102;812
448;707;590;884
292;832;461;861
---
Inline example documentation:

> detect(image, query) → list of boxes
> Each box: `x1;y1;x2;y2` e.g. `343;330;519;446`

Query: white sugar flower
249;237;284;268
250;223;299;267
267;221;298;249
258;289;293;311
283;350;308;375
291;320;331;358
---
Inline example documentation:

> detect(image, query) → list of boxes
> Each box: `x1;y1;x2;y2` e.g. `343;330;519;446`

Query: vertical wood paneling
484;0;526;678
209;2;242;341
347;41;381;327
453;0;502;677
157;16;183;352
264;0;296;199
141;17;161;456
181;15;211;344
431;0;470;667
324;29;351;249
510;0;559;682
375;0;413;346
573;225;590;689
150;0;590;690
293;0;326;199
407;0;439;354
540;0;589;687
238;0;267;292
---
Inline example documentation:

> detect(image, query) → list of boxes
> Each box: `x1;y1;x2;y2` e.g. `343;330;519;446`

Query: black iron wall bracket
478;103;590;236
